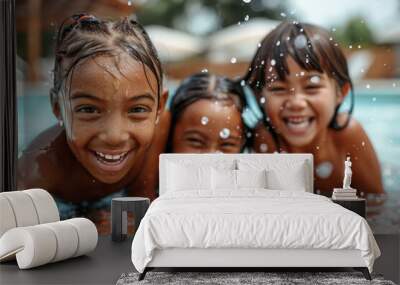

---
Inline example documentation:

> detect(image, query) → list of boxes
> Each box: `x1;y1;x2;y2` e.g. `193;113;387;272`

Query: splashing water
244;15;249;21
316;161;333;178
294;35;307;49
259;143;268;152
310;75;320;84
201;116;209;125
230;57;237;64
219;128;230;139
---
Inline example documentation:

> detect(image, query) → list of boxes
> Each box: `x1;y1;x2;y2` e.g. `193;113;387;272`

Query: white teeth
95;151;127;162
287;117;307;124
287;121;309;129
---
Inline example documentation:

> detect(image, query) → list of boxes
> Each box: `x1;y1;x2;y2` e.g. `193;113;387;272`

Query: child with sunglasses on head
17;14;166;232
243;21;384;199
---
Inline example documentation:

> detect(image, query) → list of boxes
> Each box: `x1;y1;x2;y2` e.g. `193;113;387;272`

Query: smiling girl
244;21;384;197
17;14;165;227
167;73;248;153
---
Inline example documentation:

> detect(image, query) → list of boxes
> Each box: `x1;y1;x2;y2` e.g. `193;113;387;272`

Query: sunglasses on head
57;13;99;43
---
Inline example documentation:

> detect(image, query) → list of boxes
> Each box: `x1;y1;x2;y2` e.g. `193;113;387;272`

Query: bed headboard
159;153;314;195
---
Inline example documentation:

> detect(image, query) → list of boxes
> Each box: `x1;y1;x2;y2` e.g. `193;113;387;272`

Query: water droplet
316;161;333;178
201;116;209;125
260;97;266;104
270;59;276;66
300;71;305;76
280;12;287;17
230;57;237;64
358;45;362;49
392;82;396;87
279;53;284;57
244;15;249;21
276;40;281;46
349;45;353;49
219;128;230;139
261;60;265;65
127;0;132;6
372;97;376;102
294;35;307;49
310;75;320;84
331;28;336;32
242;0;251;3
257;43;261;48
316;145;320;150
240;80;246;86
329;37;333;41
259;143;268;152
246;132;252;138
201;68;208;73
361;141;365;147
366;84;370;89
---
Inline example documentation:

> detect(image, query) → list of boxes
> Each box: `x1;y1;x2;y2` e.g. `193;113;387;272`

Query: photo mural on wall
15;1;399;235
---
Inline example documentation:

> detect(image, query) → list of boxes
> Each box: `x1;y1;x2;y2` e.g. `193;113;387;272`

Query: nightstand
111;197;150;242
331;198;366;218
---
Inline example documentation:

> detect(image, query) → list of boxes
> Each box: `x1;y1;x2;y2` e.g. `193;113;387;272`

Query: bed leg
138;268;148;281
354;267;371;280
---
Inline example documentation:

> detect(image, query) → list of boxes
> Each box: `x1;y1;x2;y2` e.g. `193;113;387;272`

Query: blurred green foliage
335;16;375;47
136;0;287;34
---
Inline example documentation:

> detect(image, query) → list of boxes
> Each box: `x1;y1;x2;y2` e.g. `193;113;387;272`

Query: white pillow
266;165;307;191
211;168;237;190
237;159;309;191
167;162;211;191
236;169;267;189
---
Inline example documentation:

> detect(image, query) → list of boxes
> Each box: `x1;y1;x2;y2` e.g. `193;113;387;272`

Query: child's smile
282;115;316;135
262;56;341;149
59;54;159;184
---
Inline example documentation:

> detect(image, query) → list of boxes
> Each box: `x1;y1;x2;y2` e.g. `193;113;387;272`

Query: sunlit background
16;0;400;233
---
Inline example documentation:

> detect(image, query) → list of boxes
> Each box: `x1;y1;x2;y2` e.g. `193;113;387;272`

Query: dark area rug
116;271;396;285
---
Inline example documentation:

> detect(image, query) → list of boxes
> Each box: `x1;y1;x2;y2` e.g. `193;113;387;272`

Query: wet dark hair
167;72;249;152
243;21;354;149
50;13;163;108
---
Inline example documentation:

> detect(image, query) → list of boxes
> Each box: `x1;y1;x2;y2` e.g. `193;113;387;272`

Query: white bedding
131;190;380;273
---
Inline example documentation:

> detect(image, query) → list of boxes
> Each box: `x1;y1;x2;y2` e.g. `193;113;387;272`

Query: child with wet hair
166;72;249;153
244;21;384;197
18;14;166;230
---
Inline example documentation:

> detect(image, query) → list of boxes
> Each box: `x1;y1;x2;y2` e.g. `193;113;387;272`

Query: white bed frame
140;154;371;280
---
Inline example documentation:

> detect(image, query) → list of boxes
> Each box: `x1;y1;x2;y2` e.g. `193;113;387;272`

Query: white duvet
131;189;380;273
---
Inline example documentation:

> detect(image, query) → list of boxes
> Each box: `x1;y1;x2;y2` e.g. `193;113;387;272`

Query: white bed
131;154;380;280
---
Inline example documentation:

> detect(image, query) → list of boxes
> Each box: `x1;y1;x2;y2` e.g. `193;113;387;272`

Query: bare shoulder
332;115;384;194
17;125;67;190
332;116;370;146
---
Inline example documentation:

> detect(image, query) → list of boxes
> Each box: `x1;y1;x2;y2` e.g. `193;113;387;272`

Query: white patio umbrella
207;18;280;63
144;25;205;62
